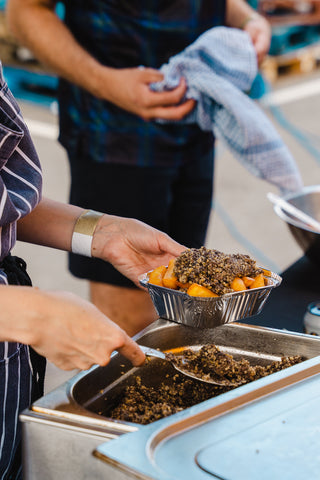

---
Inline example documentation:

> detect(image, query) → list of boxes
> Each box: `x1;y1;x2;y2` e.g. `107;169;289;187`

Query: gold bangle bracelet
71;210;104;257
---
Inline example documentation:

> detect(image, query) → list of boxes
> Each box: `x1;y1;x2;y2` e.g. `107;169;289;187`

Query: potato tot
162;259;178;289
148;265;167;286
177;281;192;290
187;283;219;297
242;276;255;287
249;273;265;289
230;277;246;291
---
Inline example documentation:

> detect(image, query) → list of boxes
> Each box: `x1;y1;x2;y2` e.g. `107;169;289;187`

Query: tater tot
242;276;255;287
148;265;167;286
230;277;247;291
162;259;178;289
249;273;265;289
187;283;219;297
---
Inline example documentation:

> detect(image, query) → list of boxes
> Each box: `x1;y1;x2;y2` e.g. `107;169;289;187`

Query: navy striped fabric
58;0;226;166
0;66;42;265
0;62;43;480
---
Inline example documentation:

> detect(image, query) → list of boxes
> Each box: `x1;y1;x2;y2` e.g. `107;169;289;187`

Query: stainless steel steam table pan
20;319;320;480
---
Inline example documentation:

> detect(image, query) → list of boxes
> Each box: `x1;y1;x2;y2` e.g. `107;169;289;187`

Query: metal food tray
21;320;320;480
139;270;282;328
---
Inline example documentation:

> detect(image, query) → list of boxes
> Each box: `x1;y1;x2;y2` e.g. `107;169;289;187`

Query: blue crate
3;66;58;108
0;1;64;17
307;24;320;44
270;24;315;56
247;0;259;8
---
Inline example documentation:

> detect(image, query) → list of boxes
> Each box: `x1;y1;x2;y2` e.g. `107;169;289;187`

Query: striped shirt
58;0;226;166
0;61;42;480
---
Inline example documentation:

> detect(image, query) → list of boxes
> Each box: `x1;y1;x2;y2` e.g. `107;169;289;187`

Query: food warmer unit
20;319;320;479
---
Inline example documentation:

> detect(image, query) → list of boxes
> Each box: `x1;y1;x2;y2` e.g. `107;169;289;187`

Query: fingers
145;76;188;108
139;73;196;120
254;39;270;65
244;19;271;65
94;330;146;368
83;324;146;369
112;67;195;121
156;230;186;257
30;289;147;372
139;66;164;84
149;98;196;121
117;337;146;367
48;333;146;371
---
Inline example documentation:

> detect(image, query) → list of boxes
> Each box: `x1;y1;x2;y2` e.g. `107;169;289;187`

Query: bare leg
89;281;158;337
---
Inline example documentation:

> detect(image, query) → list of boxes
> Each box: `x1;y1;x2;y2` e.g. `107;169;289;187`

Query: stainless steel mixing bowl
273;185;320;266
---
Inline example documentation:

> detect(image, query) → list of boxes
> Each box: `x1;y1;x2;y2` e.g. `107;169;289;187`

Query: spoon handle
267;192;320;233
139;346;166;360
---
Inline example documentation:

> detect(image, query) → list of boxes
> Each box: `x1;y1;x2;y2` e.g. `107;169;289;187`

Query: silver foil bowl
273;185;320;266
139;270;282;328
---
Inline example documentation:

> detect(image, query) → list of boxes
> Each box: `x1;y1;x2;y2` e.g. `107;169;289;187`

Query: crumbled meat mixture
166;346;302;386
109;374;230;425
173;246;263;295
108;346;302;425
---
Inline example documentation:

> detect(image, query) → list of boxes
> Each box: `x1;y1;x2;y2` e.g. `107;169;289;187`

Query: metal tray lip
145;356;320;454
138;268;282;298
68;324;319;428
94;355;320;478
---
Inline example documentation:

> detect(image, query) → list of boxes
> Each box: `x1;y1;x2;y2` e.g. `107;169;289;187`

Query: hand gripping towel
151;26;303;194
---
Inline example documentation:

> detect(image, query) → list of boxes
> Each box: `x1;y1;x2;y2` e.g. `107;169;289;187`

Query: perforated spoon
139;346;243;387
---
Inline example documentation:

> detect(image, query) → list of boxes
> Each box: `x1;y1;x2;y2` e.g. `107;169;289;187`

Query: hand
91;215;186;286
98;66;196;121
30;290;145;370
244;15;271;65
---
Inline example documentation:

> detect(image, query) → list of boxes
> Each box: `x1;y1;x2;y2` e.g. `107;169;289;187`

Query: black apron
0;254;46;480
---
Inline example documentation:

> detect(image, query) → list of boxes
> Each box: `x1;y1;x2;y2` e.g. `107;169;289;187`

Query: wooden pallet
261;43;320;81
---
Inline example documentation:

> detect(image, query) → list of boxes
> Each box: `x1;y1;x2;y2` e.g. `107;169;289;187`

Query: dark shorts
68;150;215;288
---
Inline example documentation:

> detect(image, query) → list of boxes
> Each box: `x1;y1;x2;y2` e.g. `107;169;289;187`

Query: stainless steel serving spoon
139;345;243;387
267;192;320;233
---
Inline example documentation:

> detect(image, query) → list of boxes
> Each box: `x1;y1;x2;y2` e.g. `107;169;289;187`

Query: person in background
0;62;184;479
6;0;271;336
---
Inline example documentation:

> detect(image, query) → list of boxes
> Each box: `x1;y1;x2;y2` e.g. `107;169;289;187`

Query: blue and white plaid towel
152;27;303;194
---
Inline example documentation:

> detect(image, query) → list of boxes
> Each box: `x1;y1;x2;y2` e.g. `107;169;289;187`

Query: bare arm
11;197;185;369
12;196;185;370
17;197;185;286
0;285;145;370
6;0;194;120
17;197;83;251
226;0;259;28
226;0;271;64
